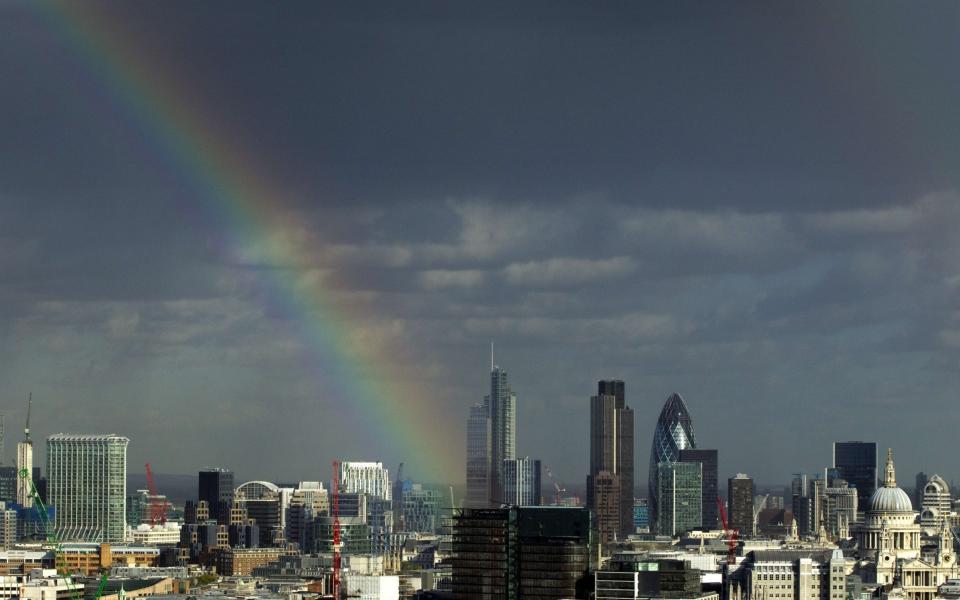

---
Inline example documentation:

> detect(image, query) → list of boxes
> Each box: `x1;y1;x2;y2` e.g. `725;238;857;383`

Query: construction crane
332;460;342;600
144;463;169;525
18;469;83;600
753;493;770;523
543;465;566;505
716;496;739;565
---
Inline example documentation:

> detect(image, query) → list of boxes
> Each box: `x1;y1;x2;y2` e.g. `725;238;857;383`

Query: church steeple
884;448;897;488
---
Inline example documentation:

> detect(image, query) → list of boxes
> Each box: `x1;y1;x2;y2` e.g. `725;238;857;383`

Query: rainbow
33;2;462;481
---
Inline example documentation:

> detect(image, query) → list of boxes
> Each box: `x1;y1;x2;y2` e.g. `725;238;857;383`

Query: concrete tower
16;394;33;508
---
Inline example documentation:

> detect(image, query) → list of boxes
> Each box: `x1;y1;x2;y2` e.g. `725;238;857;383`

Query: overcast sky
2;1;960;489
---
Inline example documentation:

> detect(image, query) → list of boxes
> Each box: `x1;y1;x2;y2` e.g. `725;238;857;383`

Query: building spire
490;341;494;371
24;393;31;443
884;447;896;488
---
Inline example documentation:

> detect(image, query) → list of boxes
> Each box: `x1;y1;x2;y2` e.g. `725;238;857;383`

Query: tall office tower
648;393;696;532
728;474;754;537
465;402;491;508
338;462;391;501
199;468;234;523
487;356;516;505
452;506;591;599
47;433;128;542
502;457;541;506
587;380;634;541
655;461;702;537
678;449;719;529
833;441;877;510
16;396;32;508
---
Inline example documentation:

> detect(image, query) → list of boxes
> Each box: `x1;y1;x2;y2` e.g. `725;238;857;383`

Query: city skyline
3;2;960;487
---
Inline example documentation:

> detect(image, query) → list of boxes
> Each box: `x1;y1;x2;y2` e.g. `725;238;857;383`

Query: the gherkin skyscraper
648;393;696;532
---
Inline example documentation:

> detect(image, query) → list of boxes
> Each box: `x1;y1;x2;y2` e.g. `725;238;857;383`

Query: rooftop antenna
490;341;494;371
24;393;31;443
0;413;4;466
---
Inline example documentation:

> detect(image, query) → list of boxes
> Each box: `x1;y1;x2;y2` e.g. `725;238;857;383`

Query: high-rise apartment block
728;473;755;537
678;448;719;529
833;441;877;510
488;363;516;505
656;461;702;536
502;457;541;506
47;433;128;542
588;380;634;542
465;402;491;508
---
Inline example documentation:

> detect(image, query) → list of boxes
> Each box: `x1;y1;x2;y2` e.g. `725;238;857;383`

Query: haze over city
3;0;960;491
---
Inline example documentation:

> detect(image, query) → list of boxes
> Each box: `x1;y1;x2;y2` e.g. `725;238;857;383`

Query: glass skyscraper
678;448;718;530
656;461;702;536
465;402;491;508
47;433;128;542
648;393;696;532
488;364;516;505
833;441;877;509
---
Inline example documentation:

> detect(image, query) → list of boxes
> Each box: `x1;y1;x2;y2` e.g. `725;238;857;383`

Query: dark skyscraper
833;441;877;509
679;448;718;529
488;355;516;506
587;380;634;542
648;393;696;532
728;473;754;536
452;506;591;599
199;468;235;523
465;402;491;508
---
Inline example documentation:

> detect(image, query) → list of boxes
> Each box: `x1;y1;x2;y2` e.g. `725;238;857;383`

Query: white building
128;522;182;545
501;457;540;506
339;462;391;501
342;574;399;600
47;434;129;542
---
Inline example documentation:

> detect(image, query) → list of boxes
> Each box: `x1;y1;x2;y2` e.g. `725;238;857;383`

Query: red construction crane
332;460;342;600
144;463;168;525
716;496;739;564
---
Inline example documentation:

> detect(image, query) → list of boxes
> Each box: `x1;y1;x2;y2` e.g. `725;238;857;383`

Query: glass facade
656;461;702;536
833;441;877;509
488;367;517;505
47;434;128;542
452;506;591;600
648;393;696;532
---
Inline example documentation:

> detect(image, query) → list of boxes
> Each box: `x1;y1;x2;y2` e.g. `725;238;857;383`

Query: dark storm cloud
2;1;960;484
